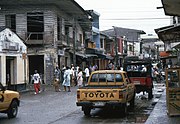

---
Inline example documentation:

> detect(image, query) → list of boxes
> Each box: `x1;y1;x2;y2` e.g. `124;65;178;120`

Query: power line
101;17;170;20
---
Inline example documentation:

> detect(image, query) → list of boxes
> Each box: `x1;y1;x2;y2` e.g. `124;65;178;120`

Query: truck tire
148;88;153;100
83;107;91;116
129;93;135;108
121;103;127;116
7;100;18;118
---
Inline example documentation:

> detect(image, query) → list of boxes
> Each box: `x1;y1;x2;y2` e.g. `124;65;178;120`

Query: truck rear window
90;73;123;82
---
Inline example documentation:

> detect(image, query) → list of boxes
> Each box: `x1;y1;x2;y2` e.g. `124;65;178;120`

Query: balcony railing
26;32;44;44
27;32;43;40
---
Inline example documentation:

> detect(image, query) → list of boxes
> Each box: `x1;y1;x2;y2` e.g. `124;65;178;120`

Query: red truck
123;56;153;99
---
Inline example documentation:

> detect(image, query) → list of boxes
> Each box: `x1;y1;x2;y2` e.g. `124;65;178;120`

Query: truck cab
0;82;20;118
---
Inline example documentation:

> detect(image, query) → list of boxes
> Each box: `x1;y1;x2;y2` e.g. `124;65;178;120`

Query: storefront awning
75;52;97;58
85;54;98;58
75;52;86;58
172;42;180;49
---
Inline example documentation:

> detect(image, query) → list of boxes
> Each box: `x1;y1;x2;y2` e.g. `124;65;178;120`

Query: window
106;74;114;82
65;26;69;35
100;39;104;49
90;74;98;82
106;43;111;53
57;17;61;40
79;34;83;43
115;73;123;82
27;12;44;40
129;44;133;51
5;15;16;32
99;74;106;82
90;73;115;83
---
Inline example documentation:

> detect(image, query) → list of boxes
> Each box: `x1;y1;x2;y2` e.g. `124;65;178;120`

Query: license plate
94;102;105;106
134;81;140;84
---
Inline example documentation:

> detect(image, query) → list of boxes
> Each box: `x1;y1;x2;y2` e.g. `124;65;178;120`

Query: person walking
53;65;61;92
70;64;75;86
84;65;90;85
33;70;41;94
61;65;66;83
77;68;83;87
62;66;71;92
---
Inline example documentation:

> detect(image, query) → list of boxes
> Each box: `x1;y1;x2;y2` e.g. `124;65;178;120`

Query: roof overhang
161;0;180;16
155;24;180;43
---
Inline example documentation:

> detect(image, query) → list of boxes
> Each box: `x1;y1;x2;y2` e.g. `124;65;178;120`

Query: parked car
0;82;20;118
76;70;135;116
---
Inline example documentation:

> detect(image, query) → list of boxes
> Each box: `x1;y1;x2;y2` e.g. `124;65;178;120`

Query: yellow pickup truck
76;70;135;116
0;82;20;118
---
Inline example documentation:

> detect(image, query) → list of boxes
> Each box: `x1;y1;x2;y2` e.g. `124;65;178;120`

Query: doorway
28;55;44;84
6;56;16;90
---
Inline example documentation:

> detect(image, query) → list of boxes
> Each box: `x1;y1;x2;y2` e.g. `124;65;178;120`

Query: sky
75;0;171;35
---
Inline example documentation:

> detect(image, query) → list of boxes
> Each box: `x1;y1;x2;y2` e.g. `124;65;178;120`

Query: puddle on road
88;93;158;123
135;115;148;123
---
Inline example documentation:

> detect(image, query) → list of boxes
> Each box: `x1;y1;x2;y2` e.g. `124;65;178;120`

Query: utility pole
113;26;119;68
73;19;76;67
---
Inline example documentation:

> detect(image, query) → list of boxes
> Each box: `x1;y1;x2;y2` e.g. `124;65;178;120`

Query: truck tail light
119;91;123;99
77;91;80;99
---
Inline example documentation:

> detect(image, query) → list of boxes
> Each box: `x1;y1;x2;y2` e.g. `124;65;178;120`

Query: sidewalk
19;84;78;93
145;90;180;124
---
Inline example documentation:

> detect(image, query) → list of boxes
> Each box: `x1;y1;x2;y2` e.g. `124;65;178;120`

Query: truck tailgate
78;88;122;101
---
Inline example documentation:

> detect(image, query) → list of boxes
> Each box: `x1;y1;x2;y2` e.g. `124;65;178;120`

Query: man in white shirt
33;70;41;94
84;65;90;85
142;65;147;72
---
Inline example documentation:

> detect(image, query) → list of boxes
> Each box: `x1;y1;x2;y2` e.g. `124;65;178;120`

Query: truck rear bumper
76;101;123;108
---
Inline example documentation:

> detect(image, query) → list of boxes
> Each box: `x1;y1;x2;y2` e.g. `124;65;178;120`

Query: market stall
165;67;180;116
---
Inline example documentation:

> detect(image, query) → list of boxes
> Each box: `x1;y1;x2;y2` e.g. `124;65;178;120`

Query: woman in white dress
77;68;83;87
62;66;71;92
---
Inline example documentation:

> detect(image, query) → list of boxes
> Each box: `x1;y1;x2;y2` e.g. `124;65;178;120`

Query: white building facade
0;27;27;91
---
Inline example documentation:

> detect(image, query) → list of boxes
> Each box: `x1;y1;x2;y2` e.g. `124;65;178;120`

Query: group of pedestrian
31;63;93;94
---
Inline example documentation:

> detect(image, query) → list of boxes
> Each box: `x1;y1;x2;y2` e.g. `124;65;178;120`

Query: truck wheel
130;94;135;108
121;103;127;116
148;88;153;100
7;100;18;118
83;107;91;116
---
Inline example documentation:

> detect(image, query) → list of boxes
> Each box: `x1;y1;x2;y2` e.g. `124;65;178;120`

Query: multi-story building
140;34;163;60
0;0;91;85
85;10;113;69
102;27;145;67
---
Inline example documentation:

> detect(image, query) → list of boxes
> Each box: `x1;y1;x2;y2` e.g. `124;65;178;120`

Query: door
6;56;16;90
